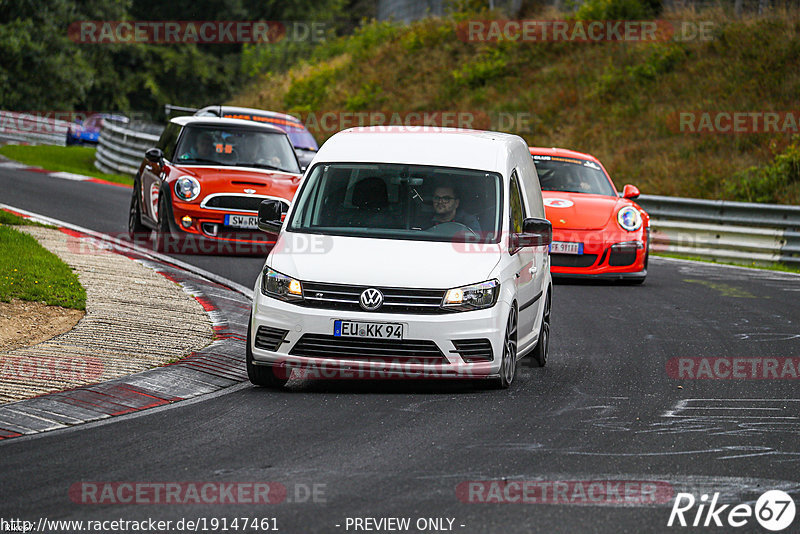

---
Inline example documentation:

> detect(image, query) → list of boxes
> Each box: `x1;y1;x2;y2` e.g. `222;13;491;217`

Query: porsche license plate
334;320;404;339
224;214;259;229
550;241;583;254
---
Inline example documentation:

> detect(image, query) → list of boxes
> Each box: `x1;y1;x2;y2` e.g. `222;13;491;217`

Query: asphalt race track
2;167;800;533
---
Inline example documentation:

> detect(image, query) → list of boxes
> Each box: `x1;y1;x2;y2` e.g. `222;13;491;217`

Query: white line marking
48;171;90;181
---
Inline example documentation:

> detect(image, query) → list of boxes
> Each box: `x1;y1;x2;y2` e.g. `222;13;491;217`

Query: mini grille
205;196;288;212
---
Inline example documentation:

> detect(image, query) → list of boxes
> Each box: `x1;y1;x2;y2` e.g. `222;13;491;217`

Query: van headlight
442;279;499;311
174;176;200;201
261;267;303;301
617;206;642;231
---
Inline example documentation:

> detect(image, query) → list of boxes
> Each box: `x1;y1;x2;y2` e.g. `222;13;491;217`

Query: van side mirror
145;147;163;164
258;200;284;233
514;217;553;248
622;184;640;199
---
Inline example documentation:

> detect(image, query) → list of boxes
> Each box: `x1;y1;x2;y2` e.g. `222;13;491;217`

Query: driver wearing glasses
424;182;482;233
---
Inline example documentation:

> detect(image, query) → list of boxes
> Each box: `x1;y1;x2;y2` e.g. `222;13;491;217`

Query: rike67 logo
668;490;796;531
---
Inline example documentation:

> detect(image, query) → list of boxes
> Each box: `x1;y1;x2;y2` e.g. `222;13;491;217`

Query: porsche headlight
261;267;303;302
617;206;642;231
174;176;200;201
442;279;499;311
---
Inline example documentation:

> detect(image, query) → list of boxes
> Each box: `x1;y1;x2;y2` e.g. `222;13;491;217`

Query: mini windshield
287;163;502;242
175;125;300;174
532;155;616;196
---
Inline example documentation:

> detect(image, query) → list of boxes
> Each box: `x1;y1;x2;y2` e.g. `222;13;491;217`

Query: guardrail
94;119;162;176
0;111;69;146
88;118;799;268
637;194;800;267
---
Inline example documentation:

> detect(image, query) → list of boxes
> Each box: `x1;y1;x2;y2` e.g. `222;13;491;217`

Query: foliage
723;137;800;203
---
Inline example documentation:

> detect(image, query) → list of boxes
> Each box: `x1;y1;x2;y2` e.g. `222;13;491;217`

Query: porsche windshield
287;163;502;242
532;155;616;196
175;125;300;174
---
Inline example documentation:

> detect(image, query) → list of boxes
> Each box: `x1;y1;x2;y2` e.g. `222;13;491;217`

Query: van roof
315;126;528;173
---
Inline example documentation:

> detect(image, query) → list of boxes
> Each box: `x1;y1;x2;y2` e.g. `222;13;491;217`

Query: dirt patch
0;299;84;352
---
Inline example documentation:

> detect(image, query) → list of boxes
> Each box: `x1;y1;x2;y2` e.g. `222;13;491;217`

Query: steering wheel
429;221;479;237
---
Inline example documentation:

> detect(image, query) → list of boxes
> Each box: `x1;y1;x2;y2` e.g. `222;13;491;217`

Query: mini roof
170;115;286;134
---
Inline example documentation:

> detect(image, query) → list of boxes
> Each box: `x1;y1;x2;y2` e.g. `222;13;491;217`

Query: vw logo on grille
359;288;384;311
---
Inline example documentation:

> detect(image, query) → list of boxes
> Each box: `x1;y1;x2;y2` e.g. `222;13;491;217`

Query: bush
723;137;800;203
575;0;660;20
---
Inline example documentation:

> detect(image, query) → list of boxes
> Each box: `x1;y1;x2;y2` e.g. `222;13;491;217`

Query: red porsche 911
529;147;650;283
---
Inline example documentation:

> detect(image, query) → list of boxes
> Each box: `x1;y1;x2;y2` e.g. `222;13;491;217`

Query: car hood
542;192;623;230
268;233;502;289
176;166;301;200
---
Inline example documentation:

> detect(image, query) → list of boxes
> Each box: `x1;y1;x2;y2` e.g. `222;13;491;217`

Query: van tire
491;304;518;389
531;288;551;367
246;322;289;388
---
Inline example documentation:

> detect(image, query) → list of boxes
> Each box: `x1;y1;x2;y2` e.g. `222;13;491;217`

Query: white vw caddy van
248;126;552;389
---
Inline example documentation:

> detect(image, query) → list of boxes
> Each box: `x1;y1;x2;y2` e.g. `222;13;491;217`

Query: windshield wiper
236;162;295;172
180;158;223;165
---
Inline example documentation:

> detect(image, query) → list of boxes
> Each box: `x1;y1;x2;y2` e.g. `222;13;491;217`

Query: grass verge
0;145;133;186
0;213;86;310
652;252;800;274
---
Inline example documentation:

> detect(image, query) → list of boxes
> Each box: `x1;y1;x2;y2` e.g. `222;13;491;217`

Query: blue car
66;113;128;145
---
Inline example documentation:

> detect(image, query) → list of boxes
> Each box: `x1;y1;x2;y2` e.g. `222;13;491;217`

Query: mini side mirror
258;200;284;234
622;184;640;199
145;147;164;164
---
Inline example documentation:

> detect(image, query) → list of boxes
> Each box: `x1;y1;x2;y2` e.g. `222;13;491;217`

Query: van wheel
531;289;551;367
492;304;518;389
246;322;289;388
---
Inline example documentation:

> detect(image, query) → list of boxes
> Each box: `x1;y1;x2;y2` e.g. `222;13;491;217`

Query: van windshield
287;163;502;242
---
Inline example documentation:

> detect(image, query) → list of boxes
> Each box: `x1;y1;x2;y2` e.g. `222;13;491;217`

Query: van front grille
298;282;447;314
289;334;446;363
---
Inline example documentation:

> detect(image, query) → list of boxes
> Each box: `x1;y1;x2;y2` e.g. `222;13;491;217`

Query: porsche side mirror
622;184;641;199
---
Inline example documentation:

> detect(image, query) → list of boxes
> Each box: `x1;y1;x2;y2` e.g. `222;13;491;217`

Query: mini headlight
261;267;303;302
442;279;499;311
174;176;200;201
617;206;642;231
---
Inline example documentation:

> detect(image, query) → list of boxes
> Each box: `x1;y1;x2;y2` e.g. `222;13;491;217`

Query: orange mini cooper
529;147;650;283
129;116;302;254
